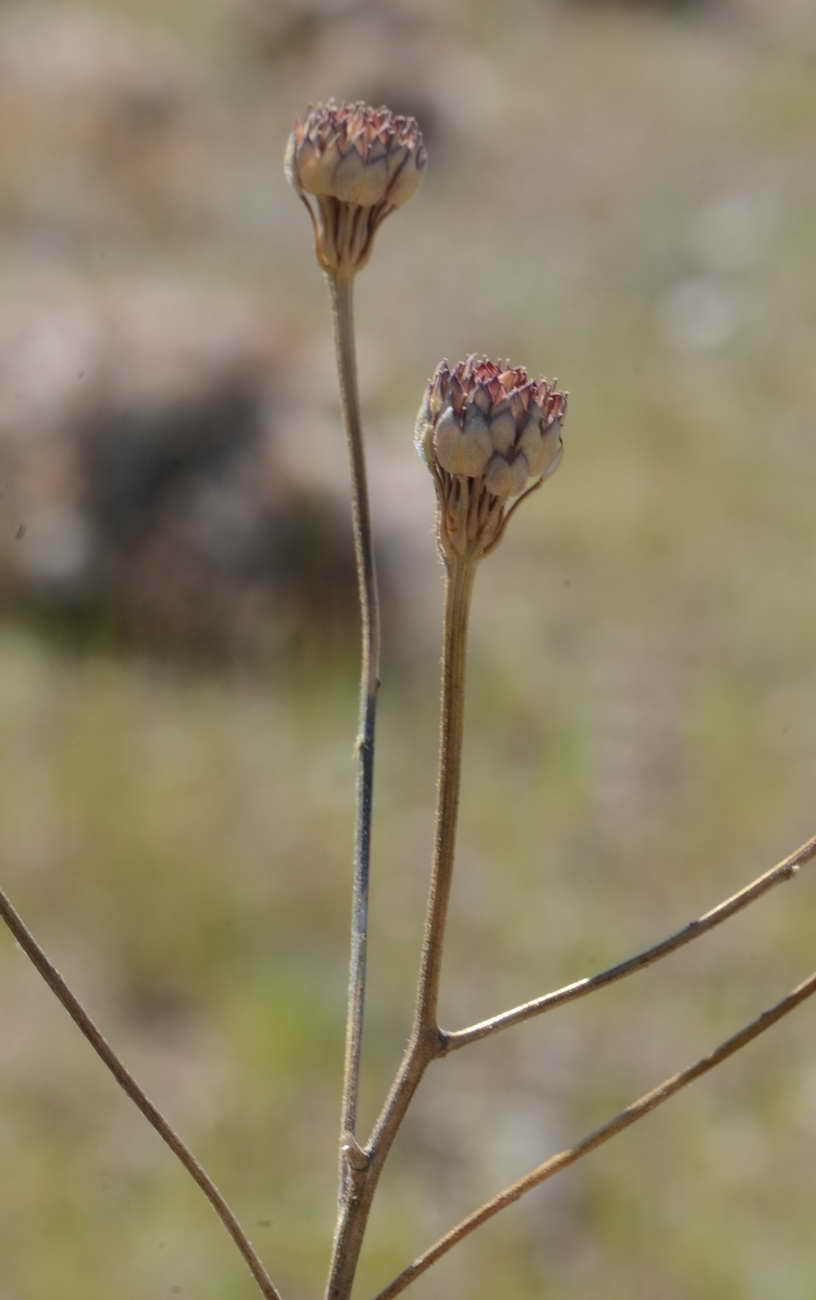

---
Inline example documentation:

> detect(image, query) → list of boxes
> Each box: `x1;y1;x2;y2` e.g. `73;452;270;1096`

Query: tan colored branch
324;556;475;1300
327;270;382;1165
444;831;816;1052
414;555;475;1034
0;886;283;1300
375;966;816;1299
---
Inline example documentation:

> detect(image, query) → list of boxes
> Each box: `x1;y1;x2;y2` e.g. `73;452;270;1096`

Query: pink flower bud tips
285;100;427;278
415;357;567;562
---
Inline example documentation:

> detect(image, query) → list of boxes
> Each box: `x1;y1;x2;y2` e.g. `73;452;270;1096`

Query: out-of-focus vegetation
1;1;816;1297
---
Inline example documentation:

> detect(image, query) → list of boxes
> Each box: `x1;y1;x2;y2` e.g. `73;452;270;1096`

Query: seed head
285;100;427;278
415;356;566;562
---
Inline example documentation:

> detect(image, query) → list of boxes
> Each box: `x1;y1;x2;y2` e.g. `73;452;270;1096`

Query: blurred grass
2;1;816;1298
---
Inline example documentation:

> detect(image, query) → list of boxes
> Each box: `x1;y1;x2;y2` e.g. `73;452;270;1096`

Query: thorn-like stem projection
0;886;283;1300
374;967;816;1299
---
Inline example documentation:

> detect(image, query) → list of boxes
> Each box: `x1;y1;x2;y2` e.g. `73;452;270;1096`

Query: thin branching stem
444;830;816;1051
0;886;282;1300
375;967;816;1299
327;270;382;1159
324;555;476;1300
414;554;475;1034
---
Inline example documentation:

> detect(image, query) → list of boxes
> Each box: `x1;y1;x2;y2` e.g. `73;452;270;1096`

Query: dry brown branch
375;967;816;1299
324;554;475;1300
444;831;816;1052
0;886;283;1300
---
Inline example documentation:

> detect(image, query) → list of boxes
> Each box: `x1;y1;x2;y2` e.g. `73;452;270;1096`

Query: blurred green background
1;1;816;1297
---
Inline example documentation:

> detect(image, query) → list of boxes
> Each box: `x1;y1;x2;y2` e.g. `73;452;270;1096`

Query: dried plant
1;95;815;1300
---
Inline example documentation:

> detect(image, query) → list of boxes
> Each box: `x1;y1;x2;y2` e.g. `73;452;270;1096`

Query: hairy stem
0;887;282;1300
375;967;816;1299
324;555;476;1300
445;830;816;1051
327;270;382;1160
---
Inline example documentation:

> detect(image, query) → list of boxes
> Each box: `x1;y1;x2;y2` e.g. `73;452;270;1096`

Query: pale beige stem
324;556;476;1300
415;555;475;1033
375;967;816;1299
326;270;382;1164
0;886;282;1300
445;830;816;1051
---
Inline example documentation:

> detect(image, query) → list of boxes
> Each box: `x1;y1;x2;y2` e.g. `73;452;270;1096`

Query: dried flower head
285;100;427;279
415;356;566;562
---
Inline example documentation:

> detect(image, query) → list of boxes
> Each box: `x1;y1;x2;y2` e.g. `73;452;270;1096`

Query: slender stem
327;270;382;1158
375;967;816;1299
324;556;476;1300
414;555;475;1032
0;886;282;1300
445;830;816;1052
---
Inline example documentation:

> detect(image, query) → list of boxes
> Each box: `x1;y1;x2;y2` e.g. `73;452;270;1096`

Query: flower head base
285;100;427;279
415;356;566;562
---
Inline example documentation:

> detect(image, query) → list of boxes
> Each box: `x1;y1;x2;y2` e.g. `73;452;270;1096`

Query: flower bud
415;356;567;562
285;100;427;278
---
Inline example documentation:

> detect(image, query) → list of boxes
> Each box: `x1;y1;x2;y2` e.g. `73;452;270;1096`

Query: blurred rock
0;274;369;666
